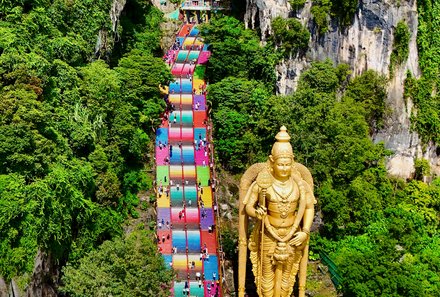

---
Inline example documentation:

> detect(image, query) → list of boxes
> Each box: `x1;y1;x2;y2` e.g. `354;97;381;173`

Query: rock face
110;0;127;32
95;0;127;58
151;0;179;13
0;278;9;296
3;251;58;297
25;251;58;297
160;21;181;53
245;0;439;179
244;0;291;39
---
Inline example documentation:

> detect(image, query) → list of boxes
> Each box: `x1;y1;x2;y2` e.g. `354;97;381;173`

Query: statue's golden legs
261;251;275;296
274;263;283;297
260;246;299;297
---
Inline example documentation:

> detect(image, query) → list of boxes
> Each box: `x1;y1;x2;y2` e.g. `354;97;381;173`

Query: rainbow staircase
155;24;222;297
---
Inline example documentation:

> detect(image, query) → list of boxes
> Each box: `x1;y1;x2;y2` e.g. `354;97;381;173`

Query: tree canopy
61;229;174;297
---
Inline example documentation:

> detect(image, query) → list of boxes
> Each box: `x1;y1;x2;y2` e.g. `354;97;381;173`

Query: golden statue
238;126;316;297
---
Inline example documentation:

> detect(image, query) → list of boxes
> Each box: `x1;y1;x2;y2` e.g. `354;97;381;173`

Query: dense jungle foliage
203;15;440;297
0;0;172;293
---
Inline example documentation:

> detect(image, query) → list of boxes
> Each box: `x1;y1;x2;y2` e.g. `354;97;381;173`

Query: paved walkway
156;24;221;297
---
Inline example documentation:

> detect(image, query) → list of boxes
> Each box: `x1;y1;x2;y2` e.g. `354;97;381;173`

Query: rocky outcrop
247;0;421;90
246;0;439;179
0;278;9;297
1;251;58;297
110;0;127;32
160;21;181;53
245;0;291;40
95;0;127;58
25;251;58;297
96;0;181;57
151;0;179;13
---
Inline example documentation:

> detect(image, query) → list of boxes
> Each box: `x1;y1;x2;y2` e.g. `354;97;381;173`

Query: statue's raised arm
238;126;316;297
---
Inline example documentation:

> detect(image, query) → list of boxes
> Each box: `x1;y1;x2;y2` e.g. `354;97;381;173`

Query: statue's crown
271;126;294;159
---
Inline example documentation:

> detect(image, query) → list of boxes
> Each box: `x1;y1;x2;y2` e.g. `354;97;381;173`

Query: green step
156;166;169;186
196;166;210;187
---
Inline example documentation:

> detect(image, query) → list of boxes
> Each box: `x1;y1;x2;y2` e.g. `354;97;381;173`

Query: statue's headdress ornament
271;126;294;159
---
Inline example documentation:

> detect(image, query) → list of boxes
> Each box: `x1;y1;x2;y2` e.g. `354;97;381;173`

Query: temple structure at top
180;0;230;23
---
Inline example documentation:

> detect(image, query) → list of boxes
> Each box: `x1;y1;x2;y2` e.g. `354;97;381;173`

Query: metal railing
319;251;343;288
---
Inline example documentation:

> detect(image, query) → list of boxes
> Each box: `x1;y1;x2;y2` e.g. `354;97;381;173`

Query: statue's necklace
272;181;294;219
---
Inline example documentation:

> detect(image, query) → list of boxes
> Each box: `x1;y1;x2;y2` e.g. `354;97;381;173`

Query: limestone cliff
25;251;58;297
245;0;291;38
94;0;127;58
245;0;439;179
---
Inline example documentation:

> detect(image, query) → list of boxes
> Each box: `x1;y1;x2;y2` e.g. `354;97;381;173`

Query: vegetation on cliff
389;20;410;77
270;16;310;57
406;0;440;144
309;0;358;34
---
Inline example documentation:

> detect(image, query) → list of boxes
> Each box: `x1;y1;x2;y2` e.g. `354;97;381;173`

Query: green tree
344;70;388;132
61;229;173;297
208;77;273;171
331;0;358;27
390;20;410;75
289;0;307;10
311;0;331;34
270;17;310;57
201;16;279;86
407;0;440;143
0;174;38;281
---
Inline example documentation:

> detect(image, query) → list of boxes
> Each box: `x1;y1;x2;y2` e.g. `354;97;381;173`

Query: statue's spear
238;164;274;297
256;171;273;296
258;187;266;296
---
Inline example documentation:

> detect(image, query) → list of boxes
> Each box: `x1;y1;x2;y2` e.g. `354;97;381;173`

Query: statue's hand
289;232;308;246
255;206;267;220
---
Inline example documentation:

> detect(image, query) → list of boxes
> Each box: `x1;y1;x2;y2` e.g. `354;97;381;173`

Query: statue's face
272;157;292;180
